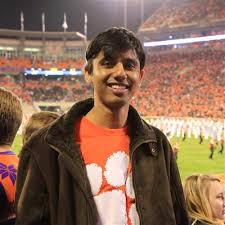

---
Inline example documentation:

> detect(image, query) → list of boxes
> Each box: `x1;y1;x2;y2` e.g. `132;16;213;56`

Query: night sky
0;0;163;39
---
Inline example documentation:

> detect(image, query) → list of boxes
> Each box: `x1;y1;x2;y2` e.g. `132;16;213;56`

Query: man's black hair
85;27;145;73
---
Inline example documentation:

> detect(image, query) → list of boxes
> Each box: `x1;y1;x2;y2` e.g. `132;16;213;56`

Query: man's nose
113;62;127;79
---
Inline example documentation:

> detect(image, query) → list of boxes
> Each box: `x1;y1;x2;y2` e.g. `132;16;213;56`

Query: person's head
22;111;59;144
0;87;23;146
184;174;225;225
85;27;145;109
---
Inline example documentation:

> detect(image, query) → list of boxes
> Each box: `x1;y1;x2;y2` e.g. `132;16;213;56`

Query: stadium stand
140;0;225;31
133;46;225;119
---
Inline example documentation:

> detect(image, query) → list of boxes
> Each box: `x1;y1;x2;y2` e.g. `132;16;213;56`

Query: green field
13;135;224;181
171;137;224;180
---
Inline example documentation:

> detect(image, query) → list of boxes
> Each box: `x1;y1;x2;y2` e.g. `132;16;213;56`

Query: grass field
13;135;224;181
171;137;224;180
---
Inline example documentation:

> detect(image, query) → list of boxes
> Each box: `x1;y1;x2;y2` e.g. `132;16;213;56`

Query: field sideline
13;135;224;181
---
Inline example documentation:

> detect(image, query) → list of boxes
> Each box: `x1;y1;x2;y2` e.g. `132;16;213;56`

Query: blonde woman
184;174;225;225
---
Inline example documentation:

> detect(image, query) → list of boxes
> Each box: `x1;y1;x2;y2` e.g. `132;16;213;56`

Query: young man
16;27;188;225
0;87;23;225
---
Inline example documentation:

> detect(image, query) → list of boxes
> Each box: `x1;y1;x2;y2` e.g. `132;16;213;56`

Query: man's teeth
111;85;126;89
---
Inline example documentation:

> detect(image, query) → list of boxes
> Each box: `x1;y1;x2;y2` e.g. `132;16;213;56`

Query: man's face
85;49;144;110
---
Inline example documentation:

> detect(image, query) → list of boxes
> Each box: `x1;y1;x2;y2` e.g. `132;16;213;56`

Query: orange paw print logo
86;151;140;225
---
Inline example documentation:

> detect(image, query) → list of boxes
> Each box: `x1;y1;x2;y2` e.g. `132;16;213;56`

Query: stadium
0;0;224;180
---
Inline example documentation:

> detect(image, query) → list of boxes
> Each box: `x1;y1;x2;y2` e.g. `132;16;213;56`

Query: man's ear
139;69;145;86
84;65;93;83
140;69;144;79
84;60;93;83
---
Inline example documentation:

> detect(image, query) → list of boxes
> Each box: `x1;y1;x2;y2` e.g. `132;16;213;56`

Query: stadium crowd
23;77;92;102
0;57;85;73
141;0;225;30
135;46;225;119
1;45;224;119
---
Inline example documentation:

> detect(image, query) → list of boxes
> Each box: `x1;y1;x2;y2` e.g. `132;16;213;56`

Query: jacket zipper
130;139;155;225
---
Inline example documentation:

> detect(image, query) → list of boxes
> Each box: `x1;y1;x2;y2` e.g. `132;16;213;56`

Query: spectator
22;111;59;144
0;88;23;225
184;174;225;225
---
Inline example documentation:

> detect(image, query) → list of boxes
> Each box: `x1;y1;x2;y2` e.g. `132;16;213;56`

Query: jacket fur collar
45;98;157;156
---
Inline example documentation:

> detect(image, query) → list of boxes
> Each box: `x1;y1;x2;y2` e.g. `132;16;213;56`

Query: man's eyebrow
124;57;139;65
99;56;115;63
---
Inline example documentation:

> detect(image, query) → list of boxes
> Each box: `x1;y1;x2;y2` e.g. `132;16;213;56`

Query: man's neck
0;145;11;152
85;104;129;129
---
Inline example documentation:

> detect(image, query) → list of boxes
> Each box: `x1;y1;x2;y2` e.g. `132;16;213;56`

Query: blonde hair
184;174;224;225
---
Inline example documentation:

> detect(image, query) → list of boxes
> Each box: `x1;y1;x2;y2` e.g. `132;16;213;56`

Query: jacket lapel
45;99;95;198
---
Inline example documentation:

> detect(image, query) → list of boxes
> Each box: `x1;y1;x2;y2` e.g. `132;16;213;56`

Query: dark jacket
16;98;188;225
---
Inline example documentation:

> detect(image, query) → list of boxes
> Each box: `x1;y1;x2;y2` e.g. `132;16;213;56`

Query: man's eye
124;62;135;70
101;60;112;67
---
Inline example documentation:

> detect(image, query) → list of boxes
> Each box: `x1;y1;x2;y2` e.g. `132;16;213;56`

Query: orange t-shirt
75;117;139;225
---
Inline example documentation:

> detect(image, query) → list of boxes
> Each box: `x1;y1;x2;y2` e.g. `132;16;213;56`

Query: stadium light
24;48;40;52
124;0;127;28
0;46;15;51
75;32;86;40
144;34;225;47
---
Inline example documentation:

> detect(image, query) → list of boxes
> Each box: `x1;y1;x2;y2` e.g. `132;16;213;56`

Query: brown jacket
16;98;188;225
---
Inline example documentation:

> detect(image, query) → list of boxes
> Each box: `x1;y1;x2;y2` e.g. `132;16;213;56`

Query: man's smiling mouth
107;83;129;90
107;83;130;95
